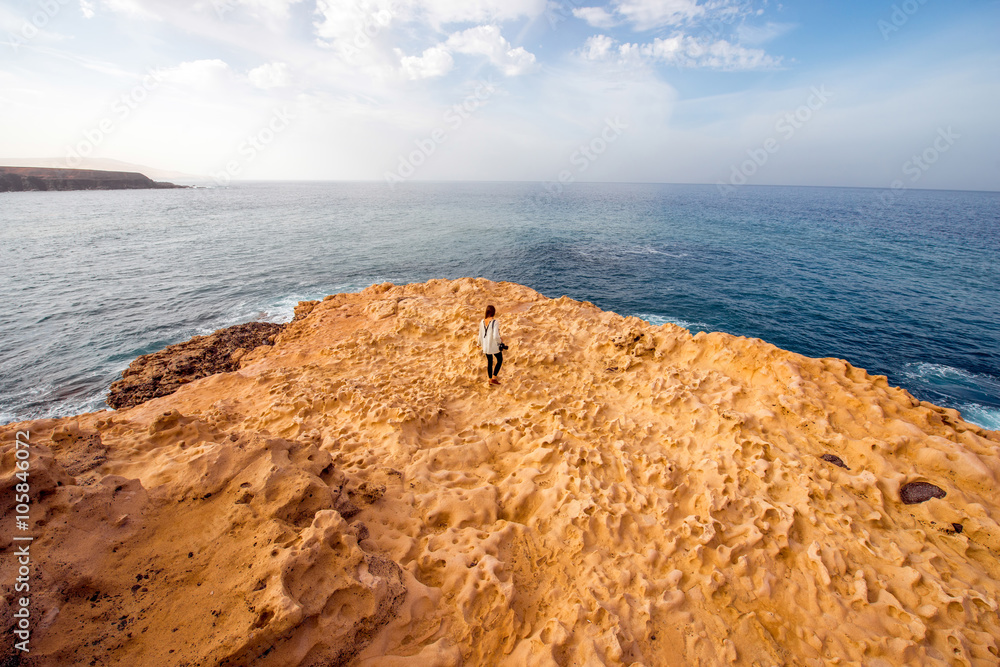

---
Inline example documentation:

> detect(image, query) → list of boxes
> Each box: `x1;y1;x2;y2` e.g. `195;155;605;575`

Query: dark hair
485;305;496;319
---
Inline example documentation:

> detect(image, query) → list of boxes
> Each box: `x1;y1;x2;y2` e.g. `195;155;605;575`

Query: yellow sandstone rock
1;278;998;665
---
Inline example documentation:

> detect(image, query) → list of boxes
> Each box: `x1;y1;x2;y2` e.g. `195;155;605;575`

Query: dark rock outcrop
900;481;947;505
820;453;850;469
0;166;186;192
107;322;284;409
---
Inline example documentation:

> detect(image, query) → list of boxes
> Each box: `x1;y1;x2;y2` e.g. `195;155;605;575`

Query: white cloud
248;61;290;88
314;0;395;42
445;25;537;76
312;1;542;80
160;59;232;87
590;0;763;32
416;0;546;26
583;33;781;70
232;0;303;17
80;0;96;18
314;0;544;42
582;34;616;60
736;21;797;46
613;0;704;30
100;0;160;19
572;6;617;28
393;25;537;79
95;0;303;21
399;45;454;79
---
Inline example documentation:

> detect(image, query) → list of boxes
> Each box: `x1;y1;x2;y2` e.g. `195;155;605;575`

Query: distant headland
0;166;186;192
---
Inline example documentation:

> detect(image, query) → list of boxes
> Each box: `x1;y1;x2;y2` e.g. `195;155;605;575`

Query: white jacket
478;319;502;355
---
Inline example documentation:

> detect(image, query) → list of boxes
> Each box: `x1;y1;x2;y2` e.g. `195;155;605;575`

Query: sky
1;0;999;190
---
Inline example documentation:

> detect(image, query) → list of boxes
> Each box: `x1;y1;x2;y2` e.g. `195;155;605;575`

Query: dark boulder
900;481;946;505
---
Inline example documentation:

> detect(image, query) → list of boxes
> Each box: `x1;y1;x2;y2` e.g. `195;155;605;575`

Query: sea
2;182;998;430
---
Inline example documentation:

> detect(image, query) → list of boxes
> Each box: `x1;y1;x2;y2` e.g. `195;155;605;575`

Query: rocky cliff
2;279;998;666
0;167;185;192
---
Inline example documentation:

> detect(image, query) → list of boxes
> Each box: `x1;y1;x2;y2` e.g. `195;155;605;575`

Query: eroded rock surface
3;278;1000;666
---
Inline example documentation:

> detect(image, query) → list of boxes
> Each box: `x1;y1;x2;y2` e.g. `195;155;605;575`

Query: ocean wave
1;384;109;426
572;243;688;261
195;282;386;335
957;403;1000;431
898;362;1000;431
622;245;689;258
634;313;713;333
196;296;305;335
900;362;1000;393
903;362;988;383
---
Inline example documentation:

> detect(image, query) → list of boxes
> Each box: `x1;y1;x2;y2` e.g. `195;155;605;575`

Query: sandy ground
2;278;999;666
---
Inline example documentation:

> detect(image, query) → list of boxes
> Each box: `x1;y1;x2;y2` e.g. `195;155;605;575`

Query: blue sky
1;0;998;190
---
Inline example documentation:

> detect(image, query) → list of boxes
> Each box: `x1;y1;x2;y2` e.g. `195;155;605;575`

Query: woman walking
478;305;505;386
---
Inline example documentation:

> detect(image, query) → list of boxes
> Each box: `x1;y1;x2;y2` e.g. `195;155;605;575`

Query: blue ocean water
1;182;998;430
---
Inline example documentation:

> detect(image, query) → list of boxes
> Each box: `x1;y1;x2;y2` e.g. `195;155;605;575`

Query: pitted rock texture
3;278;1000;666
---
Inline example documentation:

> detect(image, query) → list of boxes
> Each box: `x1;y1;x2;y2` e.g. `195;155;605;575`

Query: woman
478;304;505;386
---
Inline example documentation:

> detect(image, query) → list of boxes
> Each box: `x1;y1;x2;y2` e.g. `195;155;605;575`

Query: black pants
486;351;503;378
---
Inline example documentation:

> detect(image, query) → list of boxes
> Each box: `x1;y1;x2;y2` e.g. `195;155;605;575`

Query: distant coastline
0;166;186;192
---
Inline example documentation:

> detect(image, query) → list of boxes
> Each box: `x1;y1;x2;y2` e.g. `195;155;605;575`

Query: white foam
903;362;981;383
572;243;688;262
895;363;1000;431
957;403;1000;432
634;313;713;333
197;282;388;336
1;387;110;426
623;245;688;258
196;297;300;335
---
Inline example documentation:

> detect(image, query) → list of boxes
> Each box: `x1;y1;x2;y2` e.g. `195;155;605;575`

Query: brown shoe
490;378;500;385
